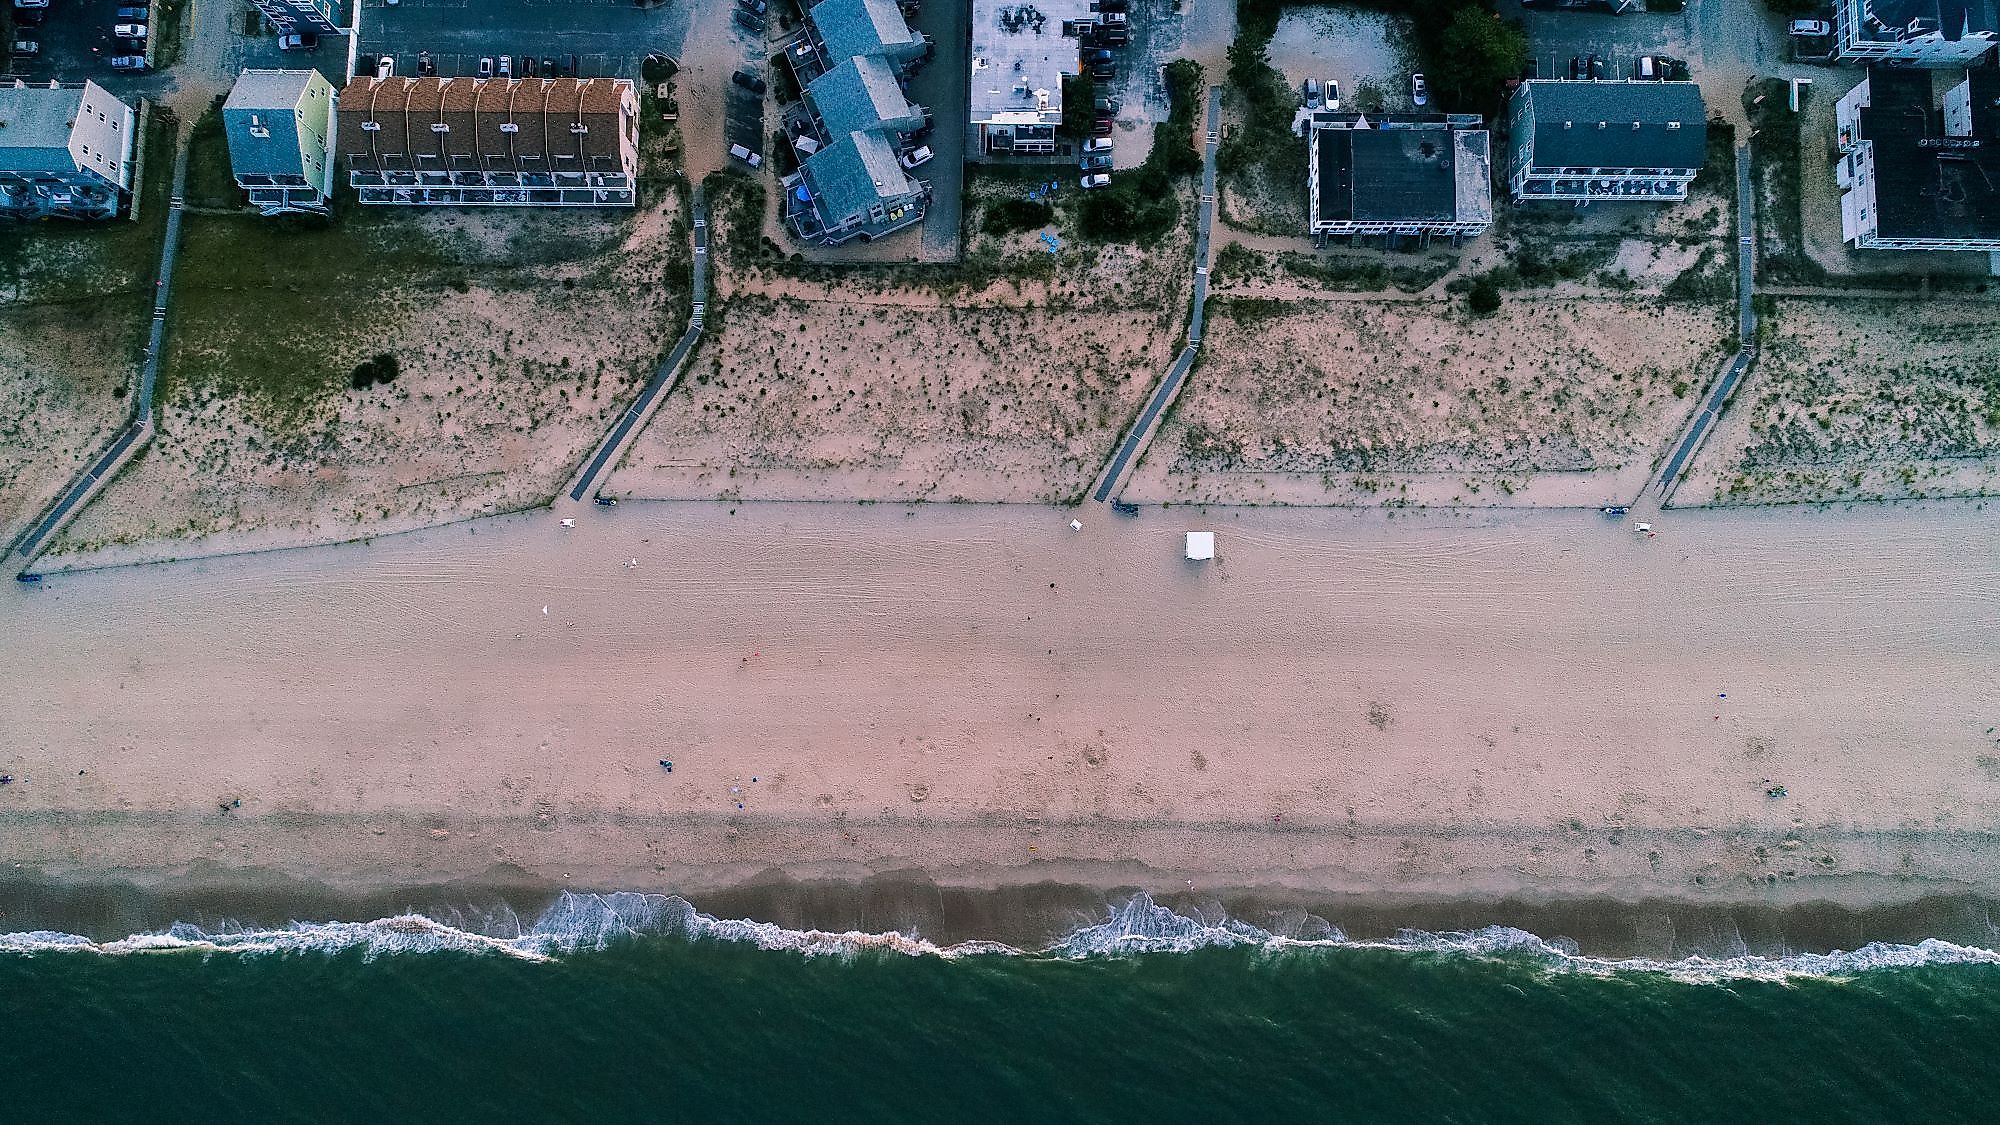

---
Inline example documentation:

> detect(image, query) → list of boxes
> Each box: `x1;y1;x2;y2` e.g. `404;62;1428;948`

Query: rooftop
1518;80;1708;171
1858;67;2000;241
1851;0;2000;42
0;82;89;171
225;69;334;183
1311;114;1491;228
336;76;634;171
800;127;918;223
970;0;1089;125
807;56;921;141
810;0;925;63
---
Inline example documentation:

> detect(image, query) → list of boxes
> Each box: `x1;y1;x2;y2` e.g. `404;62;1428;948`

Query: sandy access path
2;502;1997;910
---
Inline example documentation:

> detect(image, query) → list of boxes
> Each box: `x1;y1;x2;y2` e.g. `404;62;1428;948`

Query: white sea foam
5;891;1999;982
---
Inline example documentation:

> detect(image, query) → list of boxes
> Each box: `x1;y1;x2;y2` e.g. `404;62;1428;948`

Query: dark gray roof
1318;127;1456;222
1859;67;2000;241
1519;80;1707;171
806;56;921;140
1859;0;2000;42
810;0;923;63
800;129;916;223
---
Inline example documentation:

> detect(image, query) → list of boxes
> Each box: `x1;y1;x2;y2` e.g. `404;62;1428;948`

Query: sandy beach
4;500;1999;939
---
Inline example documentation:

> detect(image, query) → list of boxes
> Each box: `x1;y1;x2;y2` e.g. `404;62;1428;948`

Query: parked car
109;54;147;70
418;50;436;76
1303;77;1322;109
1094;95;1120;114
1090;117;1114;136
1587;54;1606;80
277;31;317;51
737;0;768;11
1568;54;1586;80
1097;27;1129;46
1411;72;1428;106
10;38;38;57
376;55;395;78
733;9;766;31
542;56;557;76
1789;18;1832;36
13;5;42;23
479;56;495;78
728;143;763;168
113;22;148;38
1081;136;1112;153
11;0;49;9
1325;79;1340;111
1079;153;1112;171
1096;0;1128;10
901;144;933;169
523;55;537;77
498;55;512;77
731;69;767;94
115;6;149;19
1083;47;1113;62
1089;61;1116;80
1102;11;1127;26
1080;173;1111;190
1633;55;1658;80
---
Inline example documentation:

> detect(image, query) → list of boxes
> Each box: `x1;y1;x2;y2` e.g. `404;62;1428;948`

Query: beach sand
4;501;1998;941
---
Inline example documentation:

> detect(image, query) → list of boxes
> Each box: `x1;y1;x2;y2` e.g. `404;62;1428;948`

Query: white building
1836;67;2000;251
1833;0;2000;65
0;80;137;221
969;0;1092;156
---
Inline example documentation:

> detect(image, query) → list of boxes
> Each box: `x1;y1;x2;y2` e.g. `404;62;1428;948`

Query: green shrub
984;197;1056;236
1466;277;1502;315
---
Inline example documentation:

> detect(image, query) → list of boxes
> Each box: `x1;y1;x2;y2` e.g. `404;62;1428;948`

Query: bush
1466;277;1502;315
1061;72;1097;141
984;197;1055;236
349;354;401;390
1078;166;1180;241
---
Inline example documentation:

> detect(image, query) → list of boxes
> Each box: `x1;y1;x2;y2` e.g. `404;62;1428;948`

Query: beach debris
560;518;575;528
1070;519;1083;531
1766;785;1788;799
626;558;640;569
541;606;549;615
660;760;673;773
0;774;12;785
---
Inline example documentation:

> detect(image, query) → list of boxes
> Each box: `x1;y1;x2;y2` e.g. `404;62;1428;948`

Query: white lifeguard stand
1185;531;1215;561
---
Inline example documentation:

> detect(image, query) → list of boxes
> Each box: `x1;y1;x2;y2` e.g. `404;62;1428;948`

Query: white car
1081;137;1112;153
1326;79;1340;112
1411;72;1428;107
901;144;934;169
376;55;395;79
113;21;147;38
498;55;512;78
1789;18;1832;36
1080;173;1111;190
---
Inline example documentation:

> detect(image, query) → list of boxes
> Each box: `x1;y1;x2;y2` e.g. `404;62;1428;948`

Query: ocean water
5;892;2000;1123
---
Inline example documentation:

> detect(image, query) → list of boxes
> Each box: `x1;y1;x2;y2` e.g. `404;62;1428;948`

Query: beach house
1832;0;1999;65
1305;111;1492;244
968;0;1090;156
1835;67;2000;251
1506;79;1707;203
335;76;639;207
223;69;338;216
0;79;137;221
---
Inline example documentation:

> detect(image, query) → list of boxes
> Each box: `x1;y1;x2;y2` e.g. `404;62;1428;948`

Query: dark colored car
733;9;766;31
732;69;767;94
1083;47;1113;62
1099;28;1129;46
1587;54;1606;80
1079;153;1112;171
523;55;538;76
1090;61;1116;80
115;5;149;18
1096;0;1128;10
1568;55;1585;80
737;0;768;11
542;56;556;76
1090;117;1114;136
417;49;436;76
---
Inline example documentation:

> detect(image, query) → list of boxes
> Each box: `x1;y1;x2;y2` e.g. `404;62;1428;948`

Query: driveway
356;0;692;80
1507;2;1690;84
905;0;967;258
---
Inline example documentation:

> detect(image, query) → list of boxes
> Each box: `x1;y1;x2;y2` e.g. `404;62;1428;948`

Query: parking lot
1508;1;1691;84
7;0;159;85
903;0;967;256
355;0;692;80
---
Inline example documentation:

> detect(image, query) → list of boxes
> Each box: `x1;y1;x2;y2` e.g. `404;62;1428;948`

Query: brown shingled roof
336;76;635;175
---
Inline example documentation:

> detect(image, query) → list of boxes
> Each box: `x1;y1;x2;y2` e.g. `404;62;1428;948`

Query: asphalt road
357;0;690;80
1089;85;1221;505
906;0;968;258
568;182;709;502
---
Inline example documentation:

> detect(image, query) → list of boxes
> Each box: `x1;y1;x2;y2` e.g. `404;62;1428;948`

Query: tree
1435;6;1529;111
1061;72;1097;141
1466;277;1502;316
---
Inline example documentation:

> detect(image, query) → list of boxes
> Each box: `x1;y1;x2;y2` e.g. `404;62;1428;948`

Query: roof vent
1632;121;1641;130
1597;121;1607;129
501;122;520;133
1563;121;1572;130
1667;121;1681;130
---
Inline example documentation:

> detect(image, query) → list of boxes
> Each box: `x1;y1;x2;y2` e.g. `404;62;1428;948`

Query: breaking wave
5;892;1999;982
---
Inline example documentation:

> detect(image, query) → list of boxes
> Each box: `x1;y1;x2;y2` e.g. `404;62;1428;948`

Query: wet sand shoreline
4;500;1997;955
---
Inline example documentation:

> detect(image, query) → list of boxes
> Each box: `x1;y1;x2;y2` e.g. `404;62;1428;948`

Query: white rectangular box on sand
1185;532;1215;561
